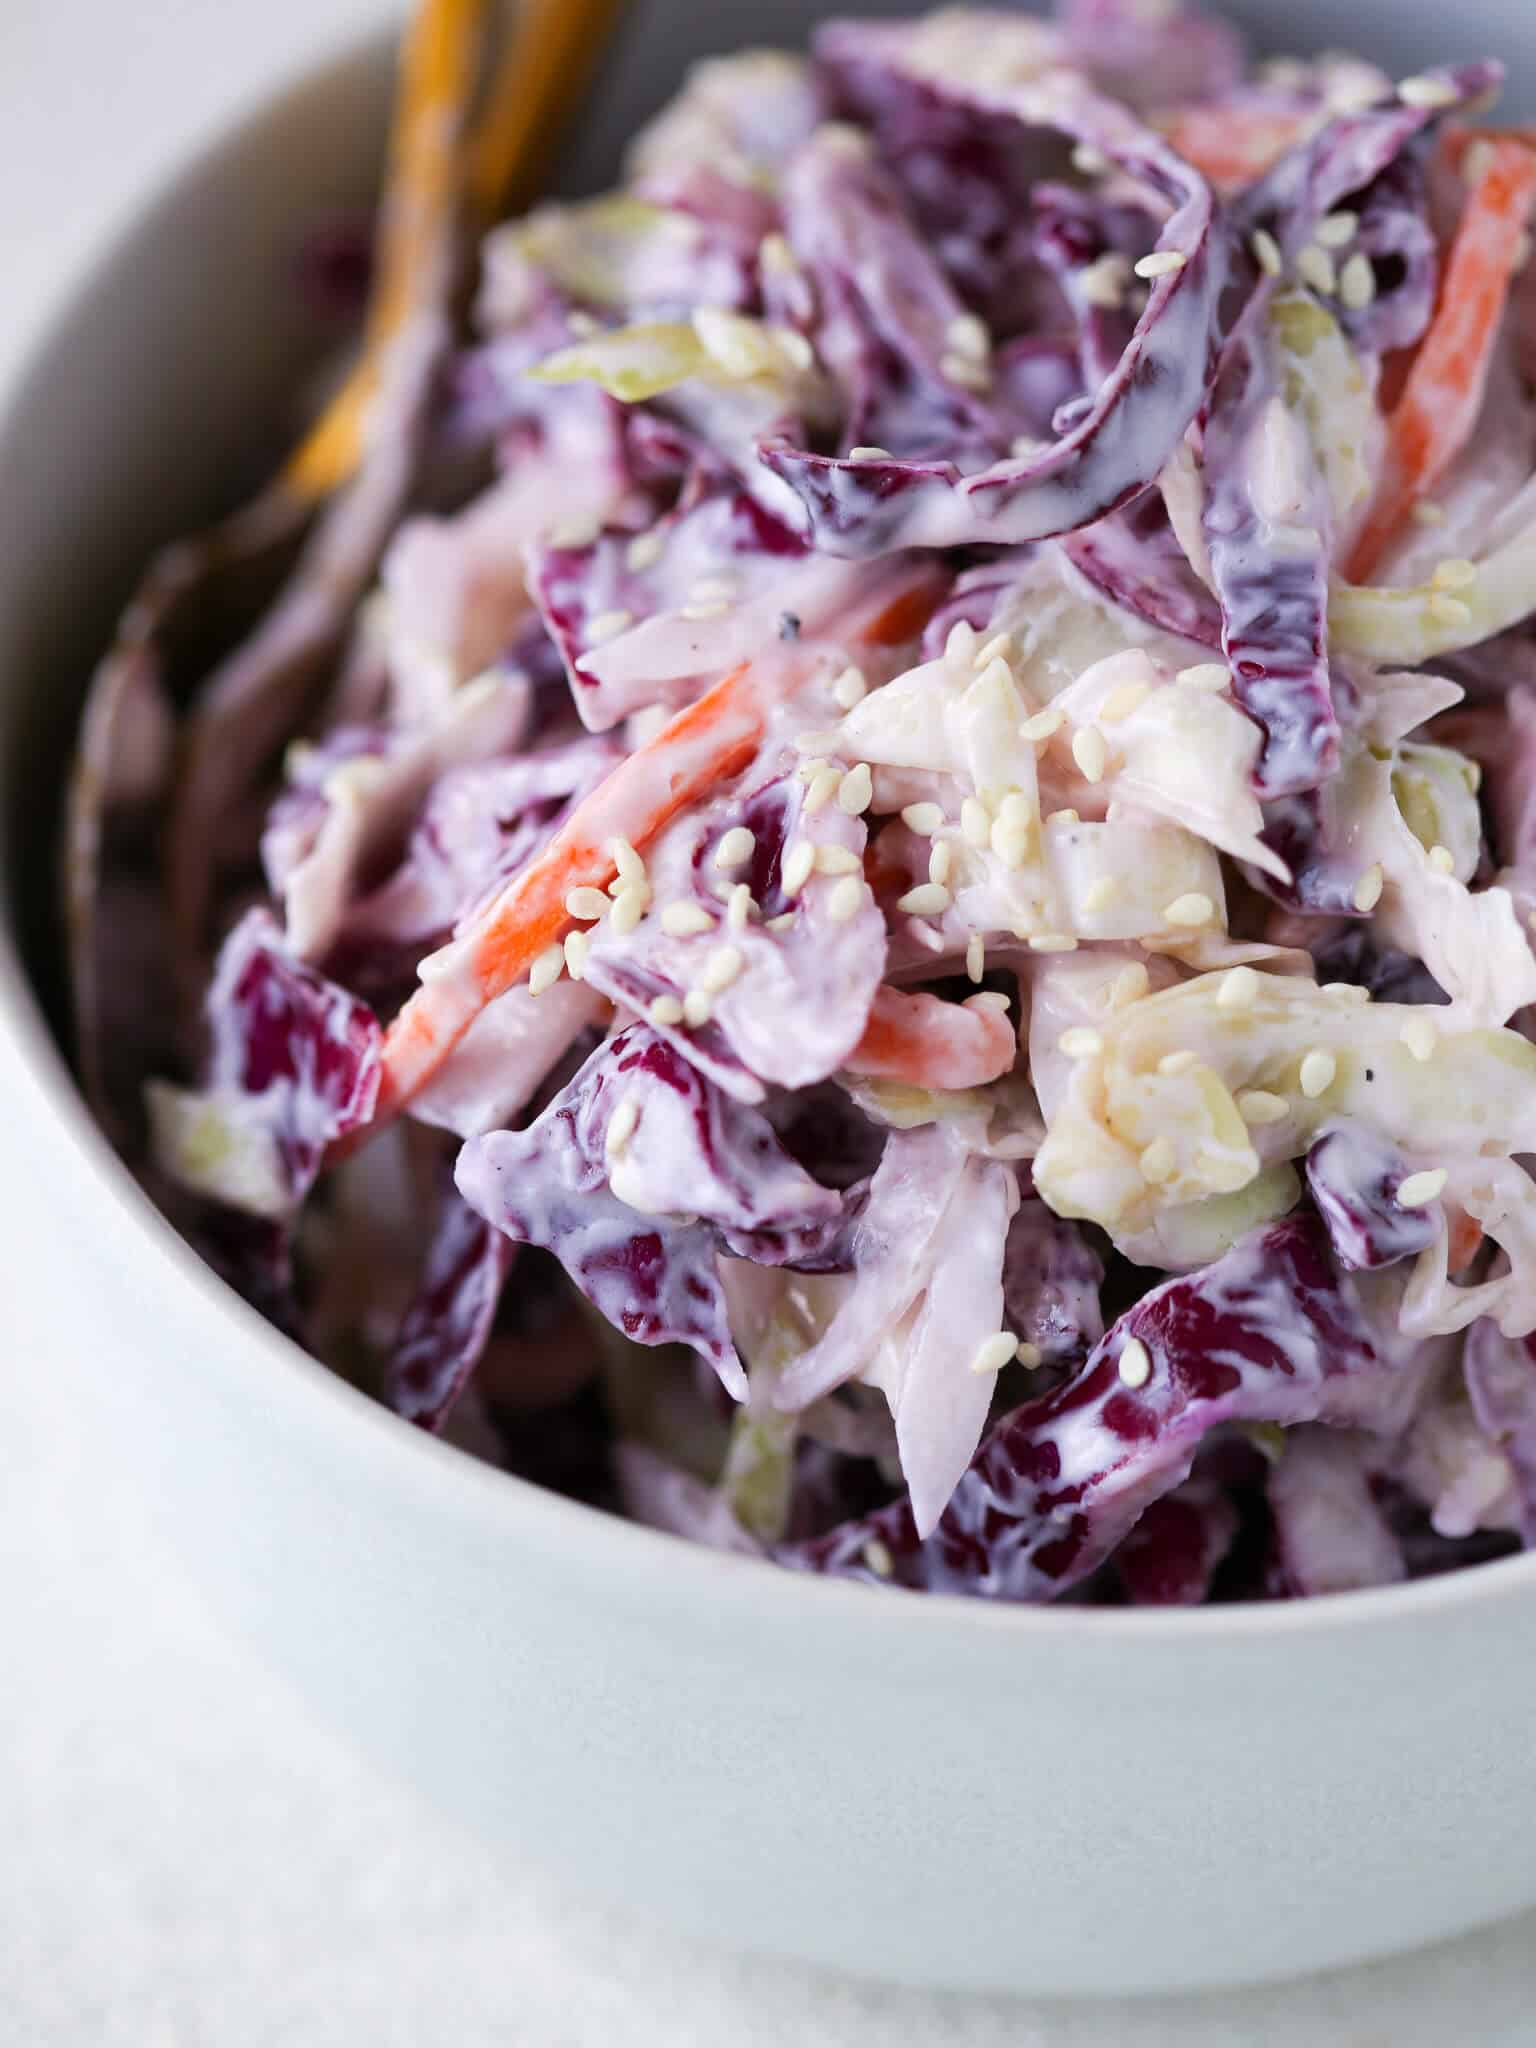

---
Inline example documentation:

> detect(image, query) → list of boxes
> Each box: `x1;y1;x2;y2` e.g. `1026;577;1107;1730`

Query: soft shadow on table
7;1333;1536;2048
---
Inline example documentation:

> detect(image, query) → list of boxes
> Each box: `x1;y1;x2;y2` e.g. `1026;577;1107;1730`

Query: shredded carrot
1348;139;1536;580
1447;1206;1485;1276
844;986;1017;1091
1163;108;1307;192
359;566;945;1132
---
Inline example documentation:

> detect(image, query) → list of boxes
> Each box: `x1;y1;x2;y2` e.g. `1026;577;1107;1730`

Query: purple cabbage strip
455;1024;851;1400
1339;151;1439;358
1305;1123;1441;1273
1002;1192;1105;1366
1030;181;1152;386
203;908;382;1206
1060;490;1224;649
1198;325;1339;797
1056;0;1245;114
385;1186;516;1431
1113;1475;1239;1605
1464;1320;1536;1545
781;1211;1402;1600
758;17;1235;556
581;765;886;1104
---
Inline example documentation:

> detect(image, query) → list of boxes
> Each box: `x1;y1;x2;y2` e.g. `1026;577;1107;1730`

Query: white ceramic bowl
5;0;1536;1999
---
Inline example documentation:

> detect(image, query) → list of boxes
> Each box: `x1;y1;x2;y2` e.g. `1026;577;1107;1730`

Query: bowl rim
9;22;1536;1649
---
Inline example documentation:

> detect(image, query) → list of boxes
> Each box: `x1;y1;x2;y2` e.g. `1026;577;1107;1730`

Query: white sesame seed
793;728;842;757
565;310;600;339
648;994;684;1027
1140;1138;1176;1184
1400;1016;1438;1062
1411;499;1446;526
1217;965;1260;1011
992;825;1033;871
1397;74;1458;109
901;801;946;836
862;1537;894;1579
713;826;755;872
781;840;816;895
1135;250;1187;279
945;311;991;360
1118;1337;1153;1388
688;575;737;606
1158;1049;1198;1076
1110;962;1150;1007
928;841;954;886
1071;726;1109;784
726;884;753;932
815;844;862;875
973;631;1014;670
681;597;733;622
1059;1026;1104;1058
586;608;633;645
803;765;843;813
1099;680;1151;725
1339;252;1376;311
1011;434;1044;458
1397;1167;1448;1208
528;943;566;996
682;989;714;1028
1299;1048;1337;1098
609;884;650;936
1017;1341;1043;1369
548;515;600;549
1237;1089;1289;1126
1046;809;1080;827
1353;863;1385;913
1428;592;1473;628
564;930;591;980
1083;876;1120;915
838;762;874;815
626;528;665;573
605;1097;640;1156
941;350;992;391
848;444;893;462
661;900;715;938
1176;662;1229;692
1296;243;1337;296
610;837;646;884
1078;252;1130;310
1432;557;1478;591
966;934;986;983
699;944;744;994
897;882;952;917
1163;892;1216;928
1463;139;1498;189
1316;210;1360;248
1072;142;1110;175
831;664;868;709
1251;229;1283;277
961;796;993;847
766;912;796;933
827;875;866;923
1029;933;1079;953
565;885;612;922
967;990;1011;1015
1019;706;1065;743
970;1332;1020;1376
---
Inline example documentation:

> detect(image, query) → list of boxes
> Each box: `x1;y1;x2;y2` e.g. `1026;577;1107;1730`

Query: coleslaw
74;3;1536;1603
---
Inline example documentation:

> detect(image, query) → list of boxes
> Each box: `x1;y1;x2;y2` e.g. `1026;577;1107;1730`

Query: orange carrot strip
845;986;1017;1091
1163;108;1307;192
1348;139;1536;580
364;565;945;1129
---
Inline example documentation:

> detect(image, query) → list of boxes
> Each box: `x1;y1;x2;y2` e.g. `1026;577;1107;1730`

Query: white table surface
5;4;1536;2041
